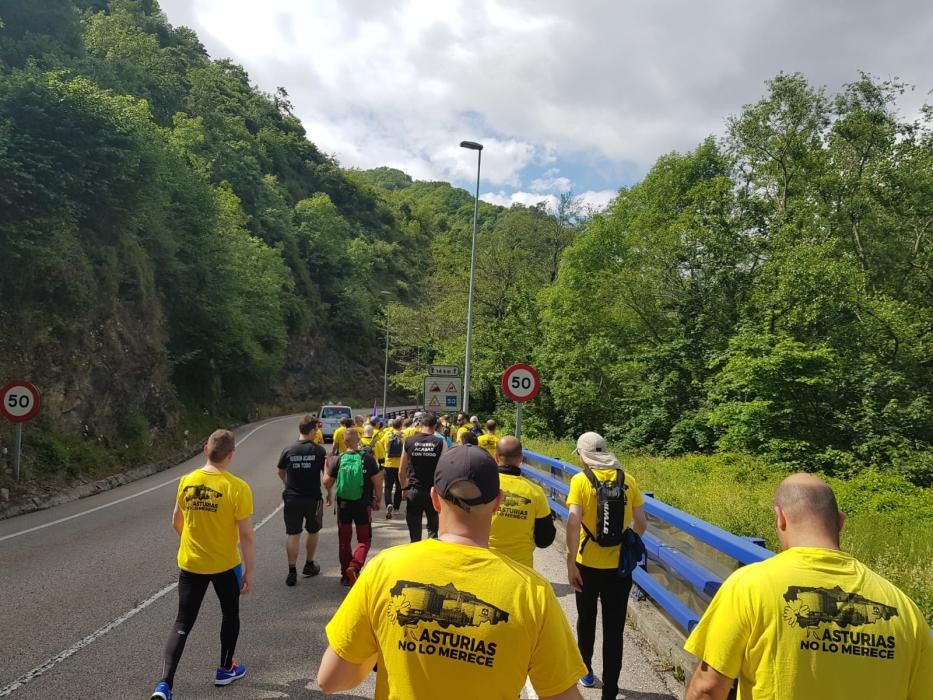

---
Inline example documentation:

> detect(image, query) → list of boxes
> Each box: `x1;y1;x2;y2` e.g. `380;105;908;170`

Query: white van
318;404;352;442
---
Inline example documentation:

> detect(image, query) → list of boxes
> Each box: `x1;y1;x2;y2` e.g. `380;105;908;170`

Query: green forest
1;1;931;495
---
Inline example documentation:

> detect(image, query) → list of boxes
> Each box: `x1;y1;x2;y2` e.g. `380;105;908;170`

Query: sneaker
385;505;394;520
344;566;358;587
302;561;321;577
580;671;596;688
215;661;247;686
286;569;297;586
151;681;172;700
340;575;350;587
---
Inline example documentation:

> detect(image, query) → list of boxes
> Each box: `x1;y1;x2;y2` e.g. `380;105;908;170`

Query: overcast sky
158;0;932;212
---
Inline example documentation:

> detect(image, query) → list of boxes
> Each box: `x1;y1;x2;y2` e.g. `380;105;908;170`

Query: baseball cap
572;431;620;468
434;446;500;511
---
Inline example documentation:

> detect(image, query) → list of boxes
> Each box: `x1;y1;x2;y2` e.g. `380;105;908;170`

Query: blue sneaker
215;661;247;686
580;671;596;687
150;681;172;699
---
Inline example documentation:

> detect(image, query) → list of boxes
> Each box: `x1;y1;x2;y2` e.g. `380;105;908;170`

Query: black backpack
386;430;403;458
580;468;627;549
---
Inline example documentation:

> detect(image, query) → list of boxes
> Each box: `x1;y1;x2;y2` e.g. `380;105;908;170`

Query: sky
158;0;933;213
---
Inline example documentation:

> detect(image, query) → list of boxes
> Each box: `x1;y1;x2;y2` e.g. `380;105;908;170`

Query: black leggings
383;468;402;510
161;567;240;687
574;565;633;700
405;488;438;542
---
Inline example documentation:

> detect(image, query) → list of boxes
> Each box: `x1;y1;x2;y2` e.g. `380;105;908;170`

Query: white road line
0;502;285;697
0;416;293;543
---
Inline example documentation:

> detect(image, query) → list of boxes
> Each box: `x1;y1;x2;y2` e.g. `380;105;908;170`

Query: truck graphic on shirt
183;484;224;502
389;581;509;629
782;585;898;629
501;492;533;508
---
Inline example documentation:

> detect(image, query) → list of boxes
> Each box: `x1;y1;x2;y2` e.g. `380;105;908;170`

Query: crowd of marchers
149;411;933;700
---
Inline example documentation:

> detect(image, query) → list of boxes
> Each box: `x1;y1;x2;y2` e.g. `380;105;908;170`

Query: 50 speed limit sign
501;364;541;403
1;381;41;423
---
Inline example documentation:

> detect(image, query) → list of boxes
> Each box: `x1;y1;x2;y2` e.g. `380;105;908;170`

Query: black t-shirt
277;440;327;498
327;451;380;504
404;433;445;491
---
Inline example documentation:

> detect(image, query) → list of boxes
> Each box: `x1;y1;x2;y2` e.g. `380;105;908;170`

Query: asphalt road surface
0;411;679;699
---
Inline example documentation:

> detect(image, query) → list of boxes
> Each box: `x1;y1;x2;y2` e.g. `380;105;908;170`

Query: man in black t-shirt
324;429;382;586
399;413;446;542
277;415;330;587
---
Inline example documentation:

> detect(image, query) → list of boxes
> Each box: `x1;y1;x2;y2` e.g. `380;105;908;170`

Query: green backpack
335;452;365;501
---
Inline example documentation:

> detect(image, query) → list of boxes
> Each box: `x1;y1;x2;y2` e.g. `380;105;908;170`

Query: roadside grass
524;439;933;624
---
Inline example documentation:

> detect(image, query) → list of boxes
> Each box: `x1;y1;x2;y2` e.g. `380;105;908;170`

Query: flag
373;399;379;418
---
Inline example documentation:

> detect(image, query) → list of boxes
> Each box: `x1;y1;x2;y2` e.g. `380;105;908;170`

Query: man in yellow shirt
151;430;255;700
489;436;555;568
455;412;473;445
380;418;405;519
370;416;384;449
402;414;421;440
565;432;647;698
331;417;353;457
684;473;933;700
360;425;386;465
318;445;587;700
477;419;499;457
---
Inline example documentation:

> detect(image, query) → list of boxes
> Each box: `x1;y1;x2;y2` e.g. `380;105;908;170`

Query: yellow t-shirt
402;426;420;441
381;429;404;469
456;425;473;444
684;547;933;700
361;435;387;463
478;433;499;458
566;468;643;569
326;539;586;699
176;468;253;575
333;426;348;454
489;472;551;568
311;429;324;445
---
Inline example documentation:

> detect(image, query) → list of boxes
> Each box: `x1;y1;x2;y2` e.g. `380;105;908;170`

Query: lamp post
460;140;483;414
380;290;391;416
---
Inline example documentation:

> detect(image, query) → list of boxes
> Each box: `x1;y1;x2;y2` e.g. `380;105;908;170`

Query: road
0;412;679;699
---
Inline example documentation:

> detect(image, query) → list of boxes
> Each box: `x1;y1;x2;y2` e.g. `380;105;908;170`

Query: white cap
573;432;620;468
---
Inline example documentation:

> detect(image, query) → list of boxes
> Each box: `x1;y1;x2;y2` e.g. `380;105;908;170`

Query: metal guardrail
521;449;774;633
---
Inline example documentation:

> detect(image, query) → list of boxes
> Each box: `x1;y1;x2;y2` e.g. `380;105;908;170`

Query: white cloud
480;189;617;214
161;0;933;199
481;190;558;211
530;170;573;193
577;190;618;212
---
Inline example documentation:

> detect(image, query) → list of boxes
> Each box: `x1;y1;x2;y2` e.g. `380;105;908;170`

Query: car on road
318;404;352;442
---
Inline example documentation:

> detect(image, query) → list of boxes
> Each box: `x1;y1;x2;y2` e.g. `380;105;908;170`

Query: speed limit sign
501;364;541;403
2;380;41;481
1;381;41;423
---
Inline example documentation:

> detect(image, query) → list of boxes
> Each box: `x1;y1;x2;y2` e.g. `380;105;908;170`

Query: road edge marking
0;503;284;696
0;416;293;543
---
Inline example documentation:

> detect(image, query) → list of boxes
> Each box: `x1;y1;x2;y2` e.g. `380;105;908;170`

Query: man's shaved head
773;473;844;548
496;436;523;465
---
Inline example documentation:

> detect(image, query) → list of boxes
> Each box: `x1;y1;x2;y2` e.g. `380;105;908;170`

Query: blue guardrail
521;450;774;633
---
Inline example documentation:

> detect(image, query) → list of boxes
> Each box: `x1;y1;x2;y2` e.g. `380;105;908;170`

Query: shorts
283;493;324;535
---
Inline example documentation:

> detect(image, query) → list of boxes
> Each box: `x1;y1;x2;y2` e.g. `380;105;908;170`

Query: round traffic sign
501;364;541;403
1;381;41;423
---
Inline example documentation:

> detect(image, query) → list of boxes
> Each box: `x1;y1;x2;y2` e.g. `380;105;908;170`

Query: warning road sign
424;376;461;413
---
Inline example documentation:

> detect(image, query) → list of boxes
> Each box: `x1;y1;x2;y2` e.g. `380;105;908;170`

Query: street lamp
460;140;483;414
380;290;391;415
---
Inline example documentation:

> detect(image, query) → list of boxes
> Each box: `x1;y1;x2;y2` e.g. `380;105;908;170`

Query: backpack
386;430;403;458
335;452;365;501
580;468;627;549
